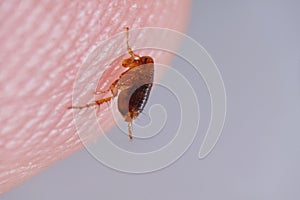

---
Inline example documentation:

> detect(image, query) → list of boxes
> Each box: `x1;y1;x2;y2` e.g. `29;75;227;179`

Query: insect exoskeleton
69;27;154;139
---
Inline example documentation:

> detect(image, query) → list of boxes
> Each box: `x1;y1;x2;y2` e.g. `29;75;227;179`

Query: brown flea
69;27;154;139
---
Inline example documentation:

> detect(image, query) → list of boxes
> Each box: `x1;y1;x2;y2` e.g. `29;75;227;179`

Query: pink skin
0;0;191;194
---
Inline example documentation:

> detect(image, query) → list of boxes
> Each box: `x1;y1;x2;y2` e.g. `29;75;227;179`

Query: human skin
0;0;191;194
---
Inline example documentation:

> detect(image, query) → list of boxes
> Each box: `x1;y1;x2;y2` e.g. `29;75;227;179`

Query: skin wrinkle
2;2;67;96
0;0;190;194
31;3;73;68
0;1;27;39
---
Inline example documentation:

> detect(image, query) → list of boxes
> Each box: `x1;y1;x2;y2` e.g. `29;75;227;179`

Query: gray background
3;0;300;199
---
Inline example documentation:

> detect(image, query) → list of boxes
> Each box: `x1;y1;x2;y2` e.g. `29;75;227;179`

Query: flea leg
128;122;133;139
95;79;118;96
68;96;113;109
125;26;139;58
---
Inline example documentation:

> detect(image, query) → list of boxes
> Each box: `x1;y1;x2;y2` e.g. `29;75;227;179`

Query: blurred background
3;0;300;199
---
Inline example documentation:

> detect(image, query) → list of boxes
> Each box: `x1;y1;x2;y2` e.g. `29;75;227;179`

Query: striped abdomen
118;83;153;122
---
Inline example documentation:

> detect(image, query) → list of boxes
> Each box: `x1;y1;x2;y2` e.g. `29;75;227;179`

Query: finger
0;0;191;194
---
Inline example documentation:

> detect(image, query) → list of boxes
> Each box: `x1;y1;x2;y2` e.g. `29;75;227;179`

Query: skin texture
0;0;191;194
